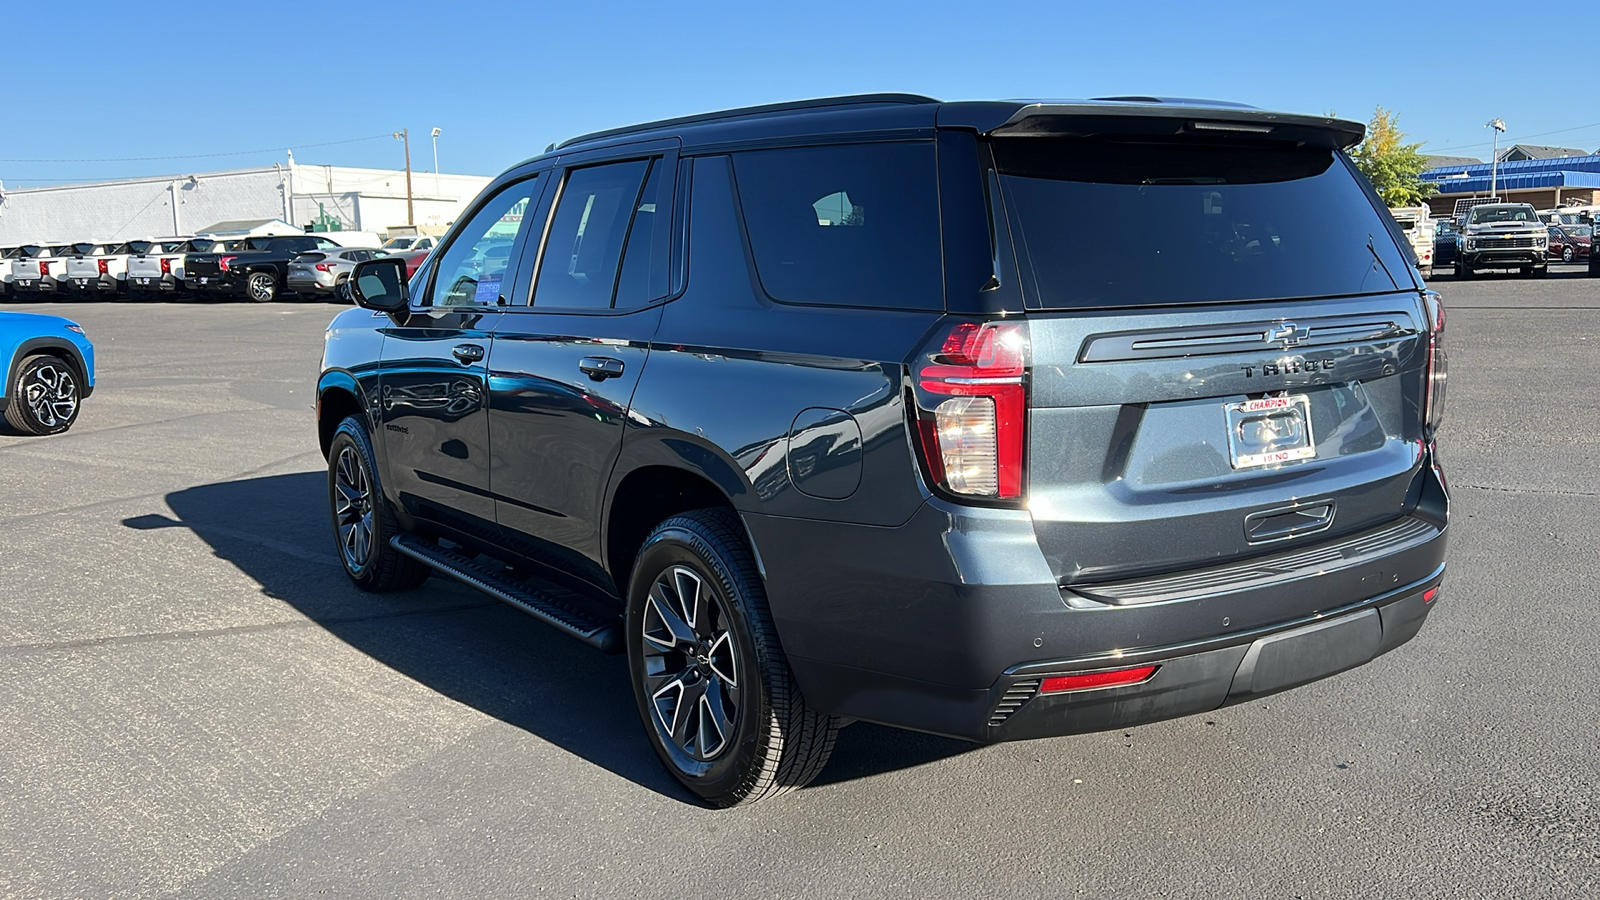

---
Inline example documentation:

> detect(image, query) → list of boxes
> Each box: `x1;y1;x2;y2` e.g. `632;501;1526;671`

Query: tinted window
613;158;673;308
428;177;539;307
731;142;942;310
533;159;650;309
994;138;1404;309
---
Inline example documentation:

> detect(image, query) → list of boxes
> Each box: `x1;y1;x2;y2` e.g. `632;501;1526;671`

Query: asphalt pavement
1;273;1596;899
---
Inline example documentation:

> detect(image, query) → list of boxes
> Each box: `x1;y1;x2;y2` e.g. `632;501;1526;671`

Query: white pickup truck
127;238;193;297
10;244;73;295
1388;206;1436;279
63;242;134;298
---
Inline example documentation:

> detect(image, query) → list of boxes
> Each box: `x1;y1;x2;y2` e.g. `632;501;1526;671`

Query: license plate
1225;394;1316;469
74;278;88;287
136;277;151;285
198;277;209;284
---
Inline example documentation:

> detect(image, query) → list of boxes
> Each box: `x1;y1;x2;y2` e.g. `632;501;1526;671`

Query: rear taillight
38;261;49;276
160;257;172;275
219;255;236;272
911;320;1029;500
97;258;108;274
314;262;333;272
1423;291;1447;432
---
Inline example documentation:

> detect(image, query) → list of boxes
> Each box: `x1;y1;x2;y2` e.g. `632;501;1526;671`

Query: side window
730;142;943;310
613;158;673;308
532;159;650;309
427;177;539;307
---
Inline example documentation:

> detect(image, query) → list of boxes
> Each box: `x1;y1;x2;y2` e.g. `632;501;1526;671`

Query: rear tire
326;416;431;592
4;354;81;435
246;271;277;303
626;508;839;807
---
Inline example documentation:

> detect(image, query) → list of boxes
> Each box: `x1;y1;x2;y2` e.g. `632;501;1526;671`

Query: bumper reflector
1039;665;1159;695
1422;587;1439;604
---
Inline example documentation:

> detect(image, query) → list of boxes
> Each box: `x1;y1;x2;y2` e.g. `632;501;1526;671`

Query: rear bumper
748;455;1449;742
129;274;178;291
288;275;335;293
64;275;119;293
11;278;55;292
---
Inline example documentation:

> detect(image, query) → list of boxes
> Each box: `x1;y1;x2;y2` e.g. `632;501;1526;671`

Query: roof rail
555;93;940;151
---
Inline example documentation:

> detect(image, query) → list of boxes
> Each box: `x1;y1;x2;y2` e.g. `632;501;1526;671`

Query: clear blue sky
3;0;1593;187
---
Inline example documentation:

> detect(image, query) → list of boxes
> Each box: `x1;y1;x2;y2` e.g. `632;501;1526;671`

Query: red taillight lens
912;320;1028;500
219;255;236;272
314;262;333;272
39;261;49;276
160;257;172;274
97;258;108;274
1039;665;1159;694
1423;292;1447;432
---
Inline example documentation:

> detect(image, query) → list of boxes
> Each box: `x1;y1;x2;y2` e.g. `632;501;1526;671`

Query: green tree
1350;107;1438;208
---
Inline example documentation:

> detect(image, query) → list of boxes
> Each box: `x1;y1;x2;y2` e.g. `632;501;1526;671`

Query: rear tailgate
984;117;1433;588
1025;299;1428;585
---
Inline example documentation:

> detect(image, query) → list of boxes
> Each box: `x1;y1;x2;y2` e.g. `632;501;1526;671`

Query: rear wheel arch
606;465;751;601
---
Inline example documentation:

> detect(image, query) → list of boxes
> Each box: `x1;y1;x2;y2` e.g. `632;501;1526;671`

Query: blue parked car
1;312;95;434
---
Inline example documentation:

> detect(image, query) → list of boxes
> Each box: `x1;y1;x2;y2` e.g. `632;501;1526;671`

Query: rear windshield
992;138;1405;309
296;252;327;262
124;241;152;255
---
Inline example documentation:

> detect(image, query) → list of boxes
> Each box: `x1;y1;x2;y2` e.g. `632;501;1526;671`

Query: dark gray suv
318;94;1449;806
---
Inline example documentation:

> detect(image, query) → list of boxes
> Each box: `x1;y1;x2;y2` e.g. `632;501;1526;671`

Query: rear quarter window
993;138;1407;309
730;142;943;311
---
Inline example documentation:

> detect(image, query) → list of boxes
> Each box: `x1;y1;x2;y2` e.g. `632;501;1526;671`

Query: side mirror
349;257;410;313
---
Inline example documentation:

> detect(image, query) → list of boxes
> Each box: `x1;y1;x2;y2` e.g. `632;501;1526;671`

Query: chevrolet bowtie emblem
1269;322;1311;348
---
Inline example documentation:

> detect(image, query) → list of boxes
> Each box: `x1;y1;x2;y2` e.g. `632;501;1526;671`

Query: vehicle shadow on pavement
145;472;974;803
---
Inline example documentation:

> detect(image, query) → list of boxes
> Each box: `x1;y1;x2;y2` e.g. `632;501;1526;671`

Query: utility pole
393;128;414;226
431;127;442;210
1486;118;1506;200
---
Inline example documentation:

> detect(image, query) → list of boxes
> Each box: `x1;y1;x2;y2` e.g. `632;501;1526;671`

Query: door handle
578;356;625;380
451;344;485;364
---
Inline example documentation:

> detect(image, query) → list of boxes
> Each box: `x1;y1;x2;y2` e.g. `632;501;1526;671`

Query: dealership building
0;159;492;244
1421;146;1600;216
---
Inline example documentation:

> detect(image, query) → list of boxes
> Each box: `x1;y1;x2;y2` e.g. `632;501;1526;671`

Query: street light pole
1486;118;1506;200
393;128;414;226
430;127;442;209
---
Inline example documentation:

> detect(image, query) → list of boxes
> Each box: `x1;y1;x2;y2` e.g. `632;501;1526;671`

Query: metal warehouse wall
0;164;493;244
0;169;287;243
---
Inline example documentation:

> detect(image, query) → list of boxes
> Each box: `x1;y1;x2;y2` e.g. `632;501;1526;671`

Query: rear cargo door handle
1245;502;1334;543
579;357;625;380
451;344;485;364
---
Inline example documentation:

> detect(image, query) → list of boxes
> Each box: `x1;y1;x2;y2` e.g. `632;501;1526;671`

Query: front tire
1562;246;1575;263
246;271;278;303
4;354;80;435
326;416;430;592
626;508;839;807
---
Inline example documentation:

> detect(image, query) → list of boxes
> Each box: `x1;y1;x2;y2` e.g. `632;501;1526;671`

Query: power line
0;133;392;164
1426;120;1600;154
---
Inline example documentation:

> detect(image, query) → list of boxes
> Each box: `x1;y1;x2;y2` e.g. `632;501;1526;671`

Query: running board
391;534;622;653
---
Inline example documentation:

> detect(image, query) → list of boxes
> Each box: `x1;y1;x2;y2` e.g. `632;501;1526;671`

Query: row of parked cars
0;234;437;303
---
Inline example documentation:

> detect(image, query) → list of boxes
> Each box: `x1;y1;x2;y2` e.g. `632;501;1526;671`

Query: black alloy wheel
326;416;430;591
4;354;79;435
246;271;277;302
626;509;839;807
641;563;743;763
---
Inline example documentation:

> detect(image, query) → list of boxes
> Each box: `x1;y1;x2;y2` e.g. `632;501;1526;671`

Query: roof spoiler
971;103;1364;150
